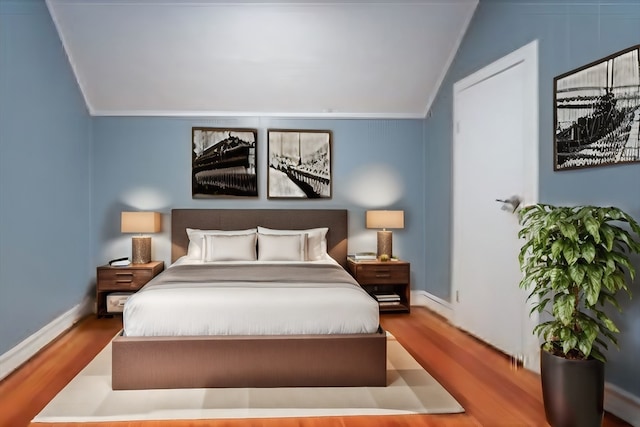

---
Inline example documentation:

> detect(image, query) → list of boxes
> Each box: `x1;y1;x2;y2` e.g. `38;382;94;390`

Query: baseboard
411;290;453;320
605;382;640;425
0;297;93;381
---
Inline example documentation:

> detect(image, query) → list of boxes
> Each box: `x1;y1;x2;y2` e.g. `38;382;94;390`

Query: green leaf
610;226;636;252
577;316;599;343
581;242;596;263
600;225;615;251
563;333;578;355
616;274;630;294
604;256;616;275
599;291;622;311
549;268;570;291
530;298;550;315
568;263;586;286
590;347;607;363
533;321;555;339
578;338;593;358
606;207;624;220
559;327;572;340
595;337;609;351
585;267;603;306
554;294;576;326
596;311;620;333
622;211;640;234
583;214;601;243
558;221;578;241
562;244;579;265
551;240;564;260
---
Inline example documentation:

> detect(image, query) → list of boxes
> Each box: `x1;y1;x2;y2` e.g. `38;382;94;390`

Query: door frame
451;40;540;371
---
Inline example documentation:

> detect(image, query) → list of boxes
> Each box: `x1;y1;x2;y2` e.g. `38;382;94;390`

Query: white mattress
123;257;380;336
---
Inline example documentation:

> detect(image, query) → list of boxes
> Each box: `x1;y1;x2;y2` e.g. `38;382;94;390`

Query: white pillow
257;226;328;261
186;228;256;260
257;233;306;261
203;233;257;262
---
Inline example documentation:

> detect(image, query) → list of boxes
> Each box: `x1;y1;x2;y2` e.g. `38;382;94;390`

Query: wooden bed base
112;209;387;390
112;328;387;390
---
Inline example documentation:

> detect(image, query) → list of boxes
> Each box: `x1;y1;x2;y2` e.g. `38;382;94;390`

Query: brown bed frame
112;209;387;390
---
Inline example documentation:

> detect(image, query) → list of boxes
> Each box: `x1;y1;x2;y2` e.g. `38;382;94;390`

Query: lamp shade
121;212;161;233
366;210;404;230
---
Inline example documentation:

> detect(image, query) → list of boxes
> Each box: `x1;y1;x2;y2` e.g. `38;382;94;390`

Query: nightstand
347;258;410;313
96;261;164;317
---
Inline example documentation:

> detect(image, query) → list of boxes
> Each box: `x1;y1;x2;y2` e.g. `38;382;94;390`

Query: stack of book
375;293;401;307
353;252;377;261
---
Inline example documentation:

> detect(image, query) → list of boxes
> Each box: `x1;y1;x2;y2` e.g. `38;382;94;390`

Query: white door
451;41;539;369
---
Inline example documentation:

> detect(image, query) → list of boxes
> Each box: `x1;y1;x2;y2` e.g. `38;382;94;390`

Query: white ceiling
46;0;478;118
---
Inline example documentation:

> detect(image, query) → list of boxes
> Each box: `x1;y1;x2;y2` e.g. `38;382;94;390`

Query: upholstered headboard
171;209;348;268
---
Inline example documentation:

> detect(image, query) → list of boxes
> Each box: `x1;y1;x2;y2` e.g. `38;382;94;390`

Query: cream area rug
32;334;463;423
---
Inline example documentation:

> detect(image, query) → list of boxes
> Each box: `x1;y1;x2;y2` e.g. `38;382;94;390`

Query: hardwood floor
0;307;631;427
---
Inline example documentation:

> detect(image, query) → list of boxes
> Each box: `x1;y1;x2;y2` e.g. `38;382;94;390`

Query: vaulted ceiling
46;0;478;118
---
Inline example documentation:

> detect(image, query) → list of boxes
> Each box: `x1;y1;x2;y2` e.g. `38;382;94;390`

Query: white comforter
123;257;380;336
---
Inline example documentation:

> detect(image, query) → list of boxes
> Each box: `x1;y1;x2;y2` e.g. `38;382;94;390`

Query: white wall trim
89;109;426;119
0;297;93;381
605;382;640;426
45;0;95;115
411;290;453;321
422;0;479;118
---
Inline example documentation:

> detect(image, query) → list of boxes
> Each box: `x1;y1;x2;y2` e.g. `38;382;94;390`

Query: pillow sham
257;226;328;261
257;233;306;261
203;233;257;262
186;228;256;260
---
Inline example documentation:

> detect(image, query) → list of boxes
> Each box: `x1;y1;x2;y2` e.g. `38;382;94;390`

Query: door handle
495;196;521;213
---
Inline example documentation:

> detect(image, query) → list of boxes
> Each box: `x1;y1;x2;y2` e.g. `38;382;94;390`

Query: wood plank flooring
0;307;631;427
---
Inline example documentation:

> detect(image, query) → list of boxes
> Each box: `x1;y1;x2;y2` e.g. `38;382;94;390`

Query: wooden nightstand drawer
353;264;409;285
97;269;154;290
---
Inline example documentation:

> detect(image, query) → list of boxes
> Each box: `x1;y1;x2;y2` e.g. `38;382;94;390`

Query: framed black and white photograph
192;127;257;198
554;44;640;170
267;129;332;199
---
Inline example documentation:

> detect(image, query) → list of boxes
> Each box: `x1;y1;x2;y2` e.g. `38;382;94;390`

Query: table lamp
121;212;161;264
366;210;404;258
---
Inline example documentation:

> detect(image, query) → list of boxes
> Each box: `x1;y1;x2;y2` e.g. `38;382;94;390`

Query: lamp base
377;230;392;258
132;236;151;264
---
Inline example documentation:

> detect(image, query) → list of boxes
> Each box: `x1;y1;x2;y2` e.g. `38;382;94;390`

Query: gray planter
541;348;604;427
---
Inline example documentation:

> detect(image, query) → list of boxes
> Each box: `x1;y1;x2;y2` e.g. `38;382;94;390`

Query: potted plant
518;204;640;427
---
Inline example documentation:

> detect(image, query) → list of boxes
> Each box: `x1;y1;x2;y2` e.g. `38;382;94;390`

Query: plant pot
540;348;604;427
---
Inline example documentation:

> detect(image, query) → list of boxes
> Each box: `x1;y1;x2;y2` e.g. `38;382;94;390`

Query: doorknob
495;196;521;213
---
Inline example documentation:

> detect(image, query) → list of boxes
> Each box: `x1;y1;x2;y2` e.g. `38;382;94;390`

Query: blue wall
426;0;640;398
91;117;426;288
0;1;92;357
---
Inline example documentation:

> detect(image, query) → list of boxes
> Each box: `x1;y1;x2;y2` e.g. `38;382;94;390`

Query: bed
111;209;387;390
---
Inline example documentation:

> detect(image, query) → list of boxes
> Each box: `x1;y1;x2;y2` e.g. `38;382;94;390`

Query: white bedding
123;256;380;337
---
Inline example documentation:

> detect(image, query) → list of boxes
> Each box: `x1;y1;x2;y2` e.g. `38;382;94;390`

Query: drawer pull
115;272;133;276
116;279;133;283
375;274;391;278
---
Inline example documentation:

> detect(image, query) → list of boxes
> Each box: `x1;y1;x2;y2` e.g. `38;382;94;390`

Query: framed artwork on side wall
267;129;332;199
191;127;258;198
554;44;640;170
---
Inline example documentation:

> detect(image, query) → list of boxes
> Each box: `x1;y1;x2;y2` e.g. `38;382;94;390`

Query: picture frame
192;127;258;198
267;129;332;199
554;44;640;170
